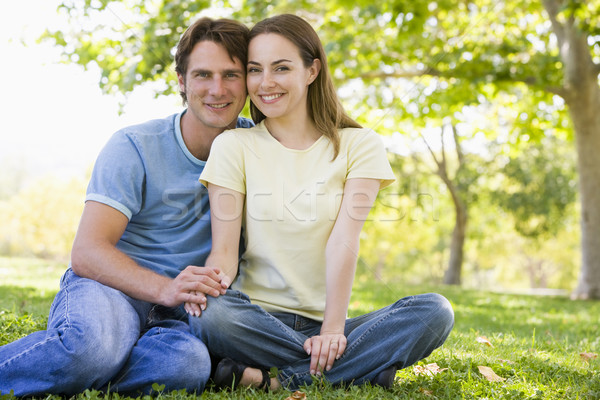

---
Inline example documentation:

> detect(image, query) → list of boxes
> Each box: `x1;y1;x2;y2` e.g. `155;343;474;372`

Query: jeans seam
342;295;414;361
0;335;62;369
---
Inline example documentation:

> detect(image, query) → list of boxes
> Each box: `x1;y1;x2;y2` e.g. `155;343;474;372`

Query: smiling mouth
260;93;283;101
207;103;230;109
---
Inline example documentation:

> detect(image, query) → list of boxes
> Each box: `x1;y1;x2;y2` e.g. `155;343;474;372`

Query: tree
43;0;600;297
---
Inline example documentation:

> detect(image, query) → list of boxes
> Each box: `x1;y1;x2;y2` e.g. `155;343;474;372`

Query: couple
0;14;453;396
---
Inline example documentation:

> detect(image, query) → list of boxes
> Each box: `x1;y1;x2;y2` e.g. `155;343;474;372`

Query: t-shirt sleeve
199;130;246;194
346;129;396;189
85;131;144;220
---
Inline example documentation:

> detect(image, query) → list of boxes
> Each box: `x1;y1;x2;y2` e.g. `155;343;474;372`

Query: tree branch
451;124;465;168
359;68;442;80
542;0;566;50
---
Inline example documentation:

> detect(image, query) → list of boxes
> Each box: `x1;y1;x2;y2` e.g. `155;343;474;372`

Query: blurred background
1;0;599;298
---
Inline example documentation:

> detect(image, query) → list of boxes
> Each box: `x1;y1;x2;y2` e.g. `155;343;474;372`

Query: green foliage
1;259;599;399
495;135;577;238
0;176;86;261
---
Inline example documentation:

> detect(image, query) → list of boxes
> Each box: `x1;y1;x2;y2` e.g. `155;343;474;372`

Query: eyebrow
248;59;293;66
190;67;244;75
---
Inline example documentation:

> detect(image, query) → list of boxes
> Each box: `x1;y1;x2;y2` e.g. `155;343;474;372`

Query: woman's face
246;33;319;122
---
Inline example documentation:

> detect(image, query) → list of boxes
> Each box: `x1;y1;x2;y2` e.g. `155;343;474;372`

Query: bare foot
241;367;281;390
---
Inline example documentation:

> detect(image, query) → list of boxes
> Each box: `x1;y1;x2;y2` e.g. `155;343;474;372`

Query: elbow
70;243;85;276
70;237;92;277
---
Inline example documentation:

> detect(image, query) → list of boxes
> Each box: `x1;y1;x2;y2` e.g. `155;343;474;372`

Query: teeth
262;94;282;101
209;103;229;109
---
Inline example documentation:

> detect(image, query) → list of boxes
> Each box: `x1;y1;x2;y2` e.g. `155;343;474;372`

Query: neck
265;115;321;150
180;111;234;161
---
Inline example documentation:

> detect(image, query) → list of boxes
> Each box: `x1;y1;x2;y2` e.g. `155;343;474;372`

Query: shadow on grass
350;280;600;340
0;285;56;317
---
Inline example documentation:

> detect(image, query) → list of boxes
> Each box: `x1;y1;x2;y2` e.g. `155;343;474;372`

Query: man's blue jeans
189;289;454;390
0;269;211;397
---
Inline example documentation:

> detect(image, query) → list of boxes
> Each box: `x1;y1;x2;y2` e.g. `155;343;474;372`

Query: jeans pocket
59;268;74;289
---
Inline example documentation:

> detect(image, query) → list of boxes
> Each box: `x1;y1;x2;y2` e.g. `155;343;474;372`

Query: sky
0;1;182;185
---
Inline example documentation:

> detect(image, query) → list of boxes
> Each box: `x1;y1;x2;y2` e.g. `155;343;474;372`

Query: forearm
205;250;239;285
205;183;244;286
71;238;171;305
320;240;358;333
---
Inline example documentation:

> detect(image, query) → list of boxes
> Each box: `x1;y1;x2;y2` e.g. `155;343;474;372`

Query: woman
189;14;454;391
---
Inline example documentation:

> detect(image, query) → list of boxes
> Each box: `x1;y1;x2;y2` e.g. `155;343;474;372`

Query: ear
307;58;322;85
177;73;186;94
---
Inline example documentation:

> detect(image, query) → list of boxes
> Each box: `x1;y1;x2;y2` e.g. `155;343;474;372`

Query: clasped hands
161;265;230;317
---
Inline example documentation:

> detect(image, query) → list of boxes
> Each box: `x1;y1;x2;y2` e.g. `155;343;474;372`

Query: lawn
0;256;598;399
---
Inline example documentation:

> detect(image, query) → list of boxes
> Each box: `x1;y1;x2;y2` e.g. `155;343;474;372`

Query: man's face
178;40;247;130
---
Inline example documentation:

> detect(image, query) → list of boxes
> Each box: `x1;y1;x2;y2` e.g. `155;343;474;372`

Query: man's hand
161;265;229;316
303;332;347;375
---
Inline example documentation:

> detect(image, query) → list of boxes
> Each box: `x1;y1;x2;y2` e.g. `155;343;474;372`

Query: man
0;17;251;396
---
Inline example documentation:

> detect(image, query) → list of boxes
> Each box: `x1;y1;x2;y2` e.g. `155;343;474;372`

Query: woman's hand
303;332;347;375
183;269;232;317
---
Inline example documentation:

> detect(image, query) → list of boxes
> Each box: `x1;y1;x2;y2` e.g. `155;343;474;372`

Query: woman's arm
304;177;381;375
184;183;245;316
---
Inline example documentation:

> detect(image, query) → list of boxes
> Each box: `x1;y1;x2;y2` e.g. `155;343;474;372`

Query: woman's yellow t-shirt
200;121;395;321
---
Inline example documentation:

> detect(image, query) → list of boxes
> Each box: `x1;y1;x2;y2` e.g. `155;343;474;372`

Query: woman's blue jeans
189;289;454;390
0;269;211;397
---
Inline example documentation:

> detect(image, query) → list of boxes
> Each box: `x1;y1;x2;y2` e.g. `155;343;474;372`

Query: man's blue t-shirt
86;111;253;278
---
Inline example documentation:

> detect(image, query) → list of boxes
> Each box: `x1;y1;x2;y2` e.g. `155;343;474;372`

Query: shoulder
213;124;265;145
236;116;255;128
107;113;178;151
118;113;177;138
339;127;385;148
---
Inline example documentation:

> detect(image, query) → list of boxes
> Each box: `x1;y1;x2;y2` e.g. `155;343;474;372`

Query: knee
421;293;454;334
162;336;211;392
57;325;134;389
188;291;244;339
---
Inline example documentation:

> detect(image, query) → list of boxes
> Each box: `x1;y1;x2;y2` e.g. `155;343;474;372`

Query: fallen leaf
477;366;506;382
498;359;514;364
285;391;306;400
413;363;448;376
580;352;598;361
476;336;493;347
419;387;434;396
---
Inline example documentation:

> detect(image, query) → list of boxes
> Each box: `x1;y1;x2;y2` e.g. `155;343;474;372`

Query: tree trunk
544;0;600;298
568;86;600;299
443;196;467;285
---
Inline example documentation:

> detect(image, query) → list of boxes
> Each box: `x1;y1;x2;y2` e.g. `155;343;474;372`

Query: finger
188;301;202;317
183;291;207;308
185;301;200;317
317;343;329;375
186;279;221;298
310;339;322;375
326;340;339;371
337;337;347;360
303;338;312;355
186;265;222;276
186;292;206;316
220;274;232;291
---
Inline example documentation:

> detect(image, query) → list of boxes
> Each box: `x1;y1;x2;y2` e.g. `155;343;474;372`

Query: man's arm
71;201;226;307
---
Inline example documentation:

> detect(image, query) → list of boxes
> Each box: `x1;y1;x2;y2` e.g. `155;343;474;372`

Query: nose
260;70;276;89
209;77;227;97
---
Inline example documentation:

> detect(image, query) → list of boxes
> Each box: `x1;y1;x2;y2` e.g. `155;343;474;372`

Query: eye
275;65;290;72
247;66;261;73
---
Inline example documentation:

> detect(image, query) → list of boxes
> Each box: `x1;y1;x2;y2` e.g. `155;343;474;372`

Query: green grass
1;256;599;399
